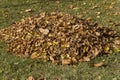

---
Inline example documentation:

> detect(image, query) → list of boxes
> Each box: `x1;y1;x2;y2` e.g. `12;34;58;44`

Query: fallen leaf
39;28;49;35
49;56;55;62
56;1;60;4
86;17;92;21
109;5;113;9
62;59;71;65
79;57;90;62
92;48;100;57
27;76;35;80
53;41;59;45
95;32;100;36
105;47;110;52
3;34;9;40
73;7;79;10
94;62;104;67
25;9;32;12
83;2;86;5
30;52;39;59
96;16;100;18
114;12;120;16
91;5;99;9
68;4;74;9
96;12;101;15
61;43;70;48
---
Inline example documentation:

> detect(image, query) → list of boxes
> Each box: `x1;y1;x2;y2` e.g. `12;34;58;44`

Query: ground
0;0;120;80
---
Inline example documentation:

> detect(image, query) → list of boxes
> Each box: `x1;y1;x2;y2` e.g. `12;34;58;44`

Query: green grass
0;0;120;80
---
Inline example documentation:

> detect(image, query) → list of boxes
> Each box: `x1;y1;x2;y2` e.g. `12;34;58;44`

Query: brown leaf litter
0;12;120;65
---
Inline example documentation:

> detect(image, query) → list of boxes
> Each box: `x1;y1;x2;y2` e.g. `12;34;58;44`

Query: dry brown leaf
30;52;39;59
39;28;49;35
73;7;79;10
114;40;120;45
25;9;32;12
86;17;92;21
53;60;60;65
68;4;74;9
114;12;120;16
91;5;99;9
79;57;90;62
56;1;60;4
109;5;113;9
49;56;55;62
92;48;100;57
94;62;104;67
71;57;77;63
3;34;9;40
96;12;101;15
61;44;70;48
62;59;71;65
95;32;100;36
27;76;35;80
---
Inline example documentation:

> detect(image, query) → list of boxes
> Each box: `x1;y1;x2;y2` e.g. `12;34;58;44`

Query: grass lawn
0;0;120;80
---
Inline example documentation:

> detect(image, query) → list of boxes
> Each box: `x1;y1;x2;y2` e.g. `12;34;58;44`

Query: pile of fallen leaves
0;12;120;64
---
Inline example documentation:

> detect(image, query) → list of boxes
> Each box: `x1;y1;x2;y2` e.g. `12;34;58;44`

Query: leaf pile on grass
0;12;120;65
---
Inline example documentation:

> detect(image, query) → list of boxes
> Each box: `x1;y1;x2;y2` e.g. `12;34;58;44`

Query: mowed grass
0;0;120;80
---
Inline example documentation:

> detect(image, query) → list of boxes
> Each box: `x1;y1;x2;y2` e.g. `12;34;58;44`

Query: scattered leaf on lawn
68;4;74;9
25;9;32;12
94;62;104;67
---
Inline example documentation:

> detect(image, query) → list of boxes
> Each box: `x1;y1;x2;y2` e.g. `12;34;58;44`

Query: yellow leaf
114;47;120;52
4;35;9;40
0;69;3;73
105;47;110;52
61;44;70;48
61;54;65;59
30;52;39;59
47;42;52;46
53;41;59;45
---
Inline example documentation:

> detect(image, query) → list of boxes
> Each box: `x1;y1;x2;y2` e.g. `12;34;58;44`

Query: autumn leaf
27;76;35;80
62;59;71;65
94;62;104;67
39;28;49;35
30;52;40;59
25;9;32;12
